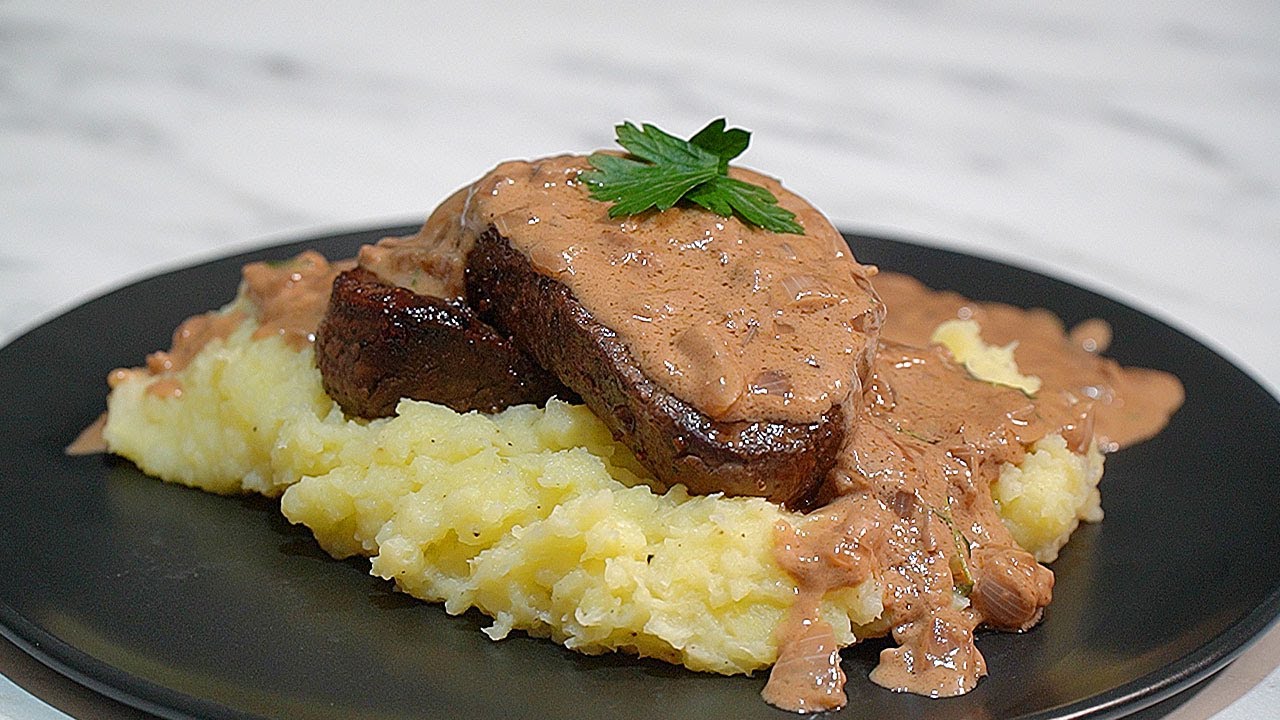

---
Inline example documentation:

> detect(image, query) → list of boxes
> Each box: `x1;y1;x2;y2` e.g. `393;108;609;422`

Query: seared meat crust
464;227;846;506
316;267;572;417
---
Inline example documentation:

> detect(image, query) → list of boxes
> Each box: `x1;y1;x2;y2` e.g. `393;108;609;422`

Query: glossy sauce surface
113;252;349;401
361;156;884;424
763;275;1183;709
873;272;1185;450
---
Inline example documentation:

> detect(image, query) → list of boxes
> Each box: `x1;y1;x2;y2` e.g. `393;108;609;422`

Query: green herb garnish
580;119;804;234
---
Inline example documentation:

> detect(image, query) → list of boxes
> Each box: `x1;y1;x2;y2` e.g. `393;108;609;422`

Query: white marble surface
1;1;1277;718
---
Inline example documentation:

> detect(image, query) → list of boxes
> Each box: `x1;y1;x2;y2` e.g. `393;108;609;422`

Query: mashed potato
993;434;1104;562
103;304;1102;674
932;318;1043;395
280;401;883;673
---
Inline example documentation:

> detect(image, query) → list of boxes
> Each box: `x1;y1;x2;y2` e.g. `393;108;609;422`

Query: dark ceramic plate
1;226;1278;720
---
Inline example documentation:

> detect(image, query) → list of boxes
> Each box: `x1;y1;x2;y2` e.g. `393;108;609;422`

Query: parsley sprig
580;119;805;235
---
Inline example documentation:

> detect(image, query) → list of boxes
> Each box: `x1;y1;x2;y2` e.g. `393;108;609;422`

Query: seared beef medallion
465;226;848;507
316;266;572;417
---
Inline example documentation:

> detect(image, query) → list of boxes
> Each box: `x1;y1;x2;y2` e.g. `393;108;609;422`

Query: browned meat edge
464;227;846;507
316;267;574;417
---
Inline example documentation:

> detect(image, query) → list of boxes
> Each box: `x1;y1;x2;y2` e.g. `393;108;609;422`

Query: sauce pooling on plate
762;274;1183;710
873;272;1185;450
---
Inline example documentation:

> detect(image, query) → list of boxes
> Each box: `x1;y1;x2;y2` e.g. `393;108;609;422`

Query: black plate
2;226;1278;720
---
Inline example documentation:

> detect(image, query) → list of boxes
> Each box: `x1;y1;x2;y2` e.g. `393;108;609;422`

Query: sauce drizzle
762;273;1182;708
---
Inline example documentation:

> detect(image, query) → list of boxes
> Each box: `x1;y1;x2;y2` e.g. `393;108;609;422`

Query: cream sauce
358;188;472;299
242;250;354;349
360;156;884;424
137;309;248;396
870;606;986;697
763;271;1182;708
65;412;109;455
763;504;876;711
873;272;1185;450
100;252;347;404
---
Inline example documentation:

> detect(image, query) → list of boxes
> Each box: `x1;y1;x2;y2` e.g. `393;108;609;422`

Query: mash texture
104;308;1103;674
932;318;1044;395
993;434;1104;562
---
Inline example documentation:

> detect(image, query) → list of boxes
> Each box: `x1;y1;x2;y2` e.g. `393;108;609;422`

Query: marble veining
1;1;1277;718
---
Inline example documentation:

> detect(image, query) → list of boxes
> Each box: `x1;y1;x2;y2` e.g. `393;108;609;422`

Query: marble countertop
1;1;1277;718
